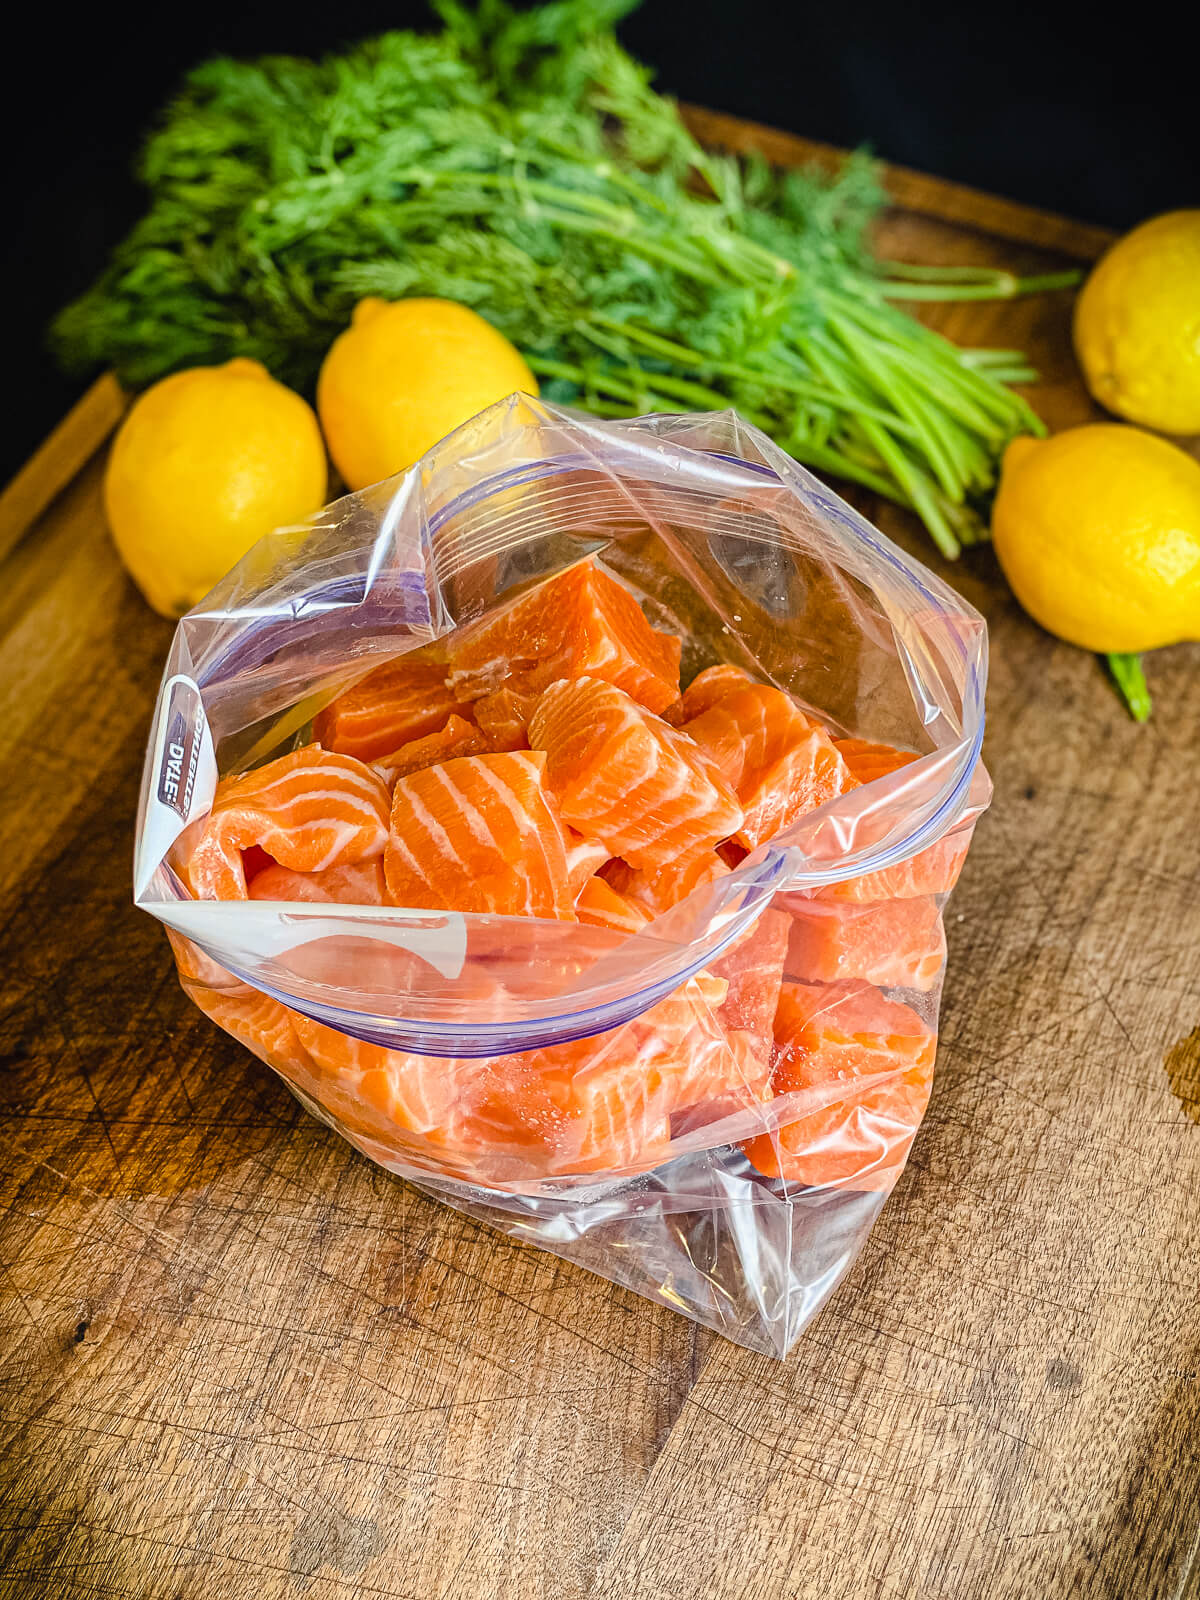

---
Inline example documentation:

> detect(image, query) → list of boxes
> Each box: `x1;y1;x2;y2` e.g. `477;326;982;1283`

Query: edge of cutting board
680;106;1118;259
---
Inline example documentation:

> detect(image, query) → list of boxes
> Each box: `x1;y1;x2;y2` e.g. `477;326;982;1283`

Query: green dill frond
50;0;1055;560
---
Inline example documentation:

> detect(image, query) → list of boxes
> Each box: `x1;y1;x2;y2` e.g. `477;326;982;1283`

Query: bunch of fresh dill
53;0;1075;558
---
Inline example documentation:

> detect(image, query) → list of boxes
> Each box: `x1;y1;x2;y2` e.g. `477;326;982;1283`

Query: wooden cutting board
0;110;1197;1600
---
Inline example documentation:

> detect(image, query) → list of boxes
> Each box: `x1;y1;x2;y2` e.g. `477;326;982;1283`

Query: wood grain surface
1;127;1198;1600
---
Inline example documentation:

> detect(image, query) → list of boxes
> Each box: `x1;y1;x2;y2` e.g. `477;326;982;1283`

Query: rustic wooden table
1;112;1197;1600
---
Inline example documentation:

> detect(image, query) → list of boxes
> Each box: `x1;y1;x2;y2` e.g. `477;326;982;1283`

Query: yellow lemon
1074;210;1200;434
104;358;327;617
316;298;538;490
991;424;1200;653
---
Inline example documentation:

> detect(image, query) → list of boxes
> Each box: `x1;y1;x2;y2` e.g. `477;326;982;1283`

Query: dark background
4;0;1197;483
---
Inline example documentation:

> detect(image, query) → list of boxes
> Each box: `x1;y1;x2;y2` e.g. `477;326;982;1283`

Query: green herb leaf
51;0;1052;560
1105;652;1153;722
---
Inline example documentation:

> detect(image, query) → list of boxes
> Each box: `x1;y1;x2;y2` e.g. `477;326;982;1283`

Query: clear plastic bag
134;395;989;1357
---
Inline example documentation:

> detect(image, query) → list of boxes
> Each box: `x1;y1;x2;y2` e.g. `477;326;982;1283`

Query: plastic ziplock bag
134;395;989;1357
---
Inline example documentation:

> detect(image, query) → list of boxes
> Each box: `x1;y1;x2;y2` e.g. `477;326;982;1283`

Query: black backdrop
4;0;1197;482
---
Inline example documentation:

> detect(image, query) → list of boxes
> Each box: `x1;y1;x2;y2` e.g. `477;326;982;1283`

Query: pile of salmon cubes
172;560;964;1190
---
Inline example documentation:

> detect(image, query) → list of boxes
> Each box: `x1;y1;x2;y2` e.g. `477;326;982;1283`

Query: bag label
135;674;218;902
156;680;209;819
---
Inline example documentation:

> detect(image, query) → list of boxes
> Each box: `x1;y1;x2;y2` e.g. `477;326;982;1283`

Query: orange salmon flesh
173;558;960;1185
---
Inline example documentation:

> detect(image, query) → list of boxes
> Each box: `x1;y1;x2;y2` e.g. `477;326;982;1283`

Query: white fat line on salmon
429;763;501;853
383;832;434;891
307;820;367;874
397;787;460;883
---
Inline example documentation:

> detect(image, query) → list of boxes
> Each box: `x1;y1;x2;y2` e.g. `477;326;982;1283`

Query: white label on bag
135;674;218;902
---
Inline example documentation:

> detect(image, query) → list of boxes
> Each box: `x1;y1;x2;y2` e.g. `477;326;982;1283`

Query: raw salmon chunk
816;826;973;903
185;746;391;901
529;678;743;869
473;686;540;751
783;894;946;991
558;976;733;1166
677;663;756;721
169;934;315;1081
835;738;920;785
446;560;681;713
564;830;610;894
819;741;974;900
373;715;488;782
639;971;729;1052
711;907;791;1075
291;1013;464;1139
685;685;855;849
195;986;314;1079
561;1043;675;1172
664;1030;772;1127
247;859;386;904
384;750;576;918
421;1030;667;1179
602;849;729;916
684;684;811;786
576;875;649;932
741;979;935;1188
314;655;472;763
647;974;768;1120
444;975;741;1177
